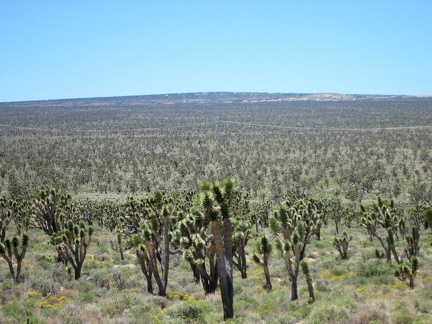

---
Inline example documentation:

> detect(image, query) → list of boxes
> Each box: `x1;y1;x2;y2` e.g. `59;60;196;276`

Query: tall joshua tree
31;186;72;236
230;191;255;279
271;197;322;300
360;196;402;263
122;190;176;297
172;209;218;295
200;179;235;320
51;220;93;280
0;233;29;284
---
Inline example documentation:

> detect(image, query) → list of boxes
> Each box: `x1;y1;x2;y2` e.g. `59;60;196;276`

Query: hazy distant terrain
1;92;431;205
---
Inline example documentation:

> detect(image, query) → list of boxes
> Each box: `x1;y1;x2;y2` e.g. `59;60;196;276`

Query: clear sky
1;1;431;102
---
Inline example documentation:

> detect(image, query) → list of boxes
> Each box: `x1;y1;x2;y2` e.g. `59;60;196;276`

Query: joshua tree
172;208;218;295
333;231;352;259
200;179;235;320
122;190;176;297
405;226;420;260
30;186;72;236
232;216;253;279
51;220;93;280
0;233;29;284
252;234;273;291
324;197;352;234
395;256;419;289
230;191;255;279
0;196;13;243
116;231;125;261
360;196;402;263
129;234;153;294
271;197;322;300
393;225;421;289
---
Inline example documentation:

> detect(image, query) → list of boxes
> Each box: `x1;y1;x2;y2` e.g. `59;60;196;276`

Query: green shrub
307;303;350;324
2;301;41;324
79;292;98;304
348;303;389;324
307;293;356;324
235;294;259;312
167;300;215;322
357;260;394;278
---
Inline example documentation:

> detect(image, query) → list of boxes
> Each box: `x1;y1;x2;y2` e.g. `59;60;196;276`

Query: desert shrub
57;303;106;324
307;303;350;324
2;299;40;324
391;301;418;324
357;260;394;278
391;311;415;324
78;291;98;304
167;300;215;322
111;270;130;291
349;303;389;324
99;293;140;318
62;277;95;293
31;278;60;297
235;294;259;312
51;264;69;284
307;293;356;324
314;279;331;293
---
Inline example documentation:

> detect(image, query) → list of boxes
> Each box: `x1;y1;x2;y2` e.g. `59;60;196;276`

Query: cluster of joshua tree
1;182;432;320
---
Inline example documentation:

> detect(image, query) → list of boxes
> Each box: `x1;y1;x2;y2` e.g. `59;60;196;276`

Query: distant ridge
0;92;427;106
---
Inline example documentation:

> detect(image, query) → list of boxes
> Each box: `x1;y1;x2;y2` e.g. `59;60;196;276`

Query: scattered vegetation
1;93;432;322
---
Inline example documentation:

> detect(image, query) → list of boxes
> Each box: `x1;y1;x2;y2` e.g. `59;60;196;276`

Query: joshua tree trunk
74;263;82;280
147;242;166;297
212;220;234;320
7;261;17;285
263;255;272;291
290;275;299;301
306;276;315;302
409;275;415;289
161;215;170;295
222;217;234;315
239;245;247;279
137;252;153;294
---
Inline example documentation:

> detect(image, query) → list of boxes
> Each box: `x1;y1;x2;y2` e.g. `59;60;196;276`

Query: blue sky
1;1;431;102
